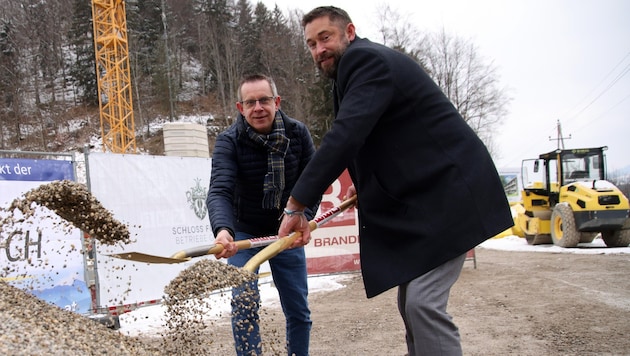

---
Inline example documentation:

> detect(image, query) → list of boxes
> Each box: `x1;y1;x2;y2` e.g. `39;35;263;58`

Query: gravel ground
2;246;629;355
2;181;629;355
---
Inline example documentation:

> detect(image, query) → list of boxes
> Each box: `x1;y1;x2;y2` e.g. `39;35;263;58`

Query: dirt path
248;247;630;355
132;246;630;355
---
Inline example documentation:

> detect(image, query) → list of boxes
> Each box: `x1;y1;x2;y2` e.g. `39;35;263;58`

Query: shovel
243;195;357;273
107;235;281;264
161;197;357;296
108;196;356;265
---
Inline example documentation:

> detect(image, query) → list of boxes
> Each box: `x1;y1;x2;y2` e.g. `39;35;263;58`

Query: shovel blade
107;252;190;264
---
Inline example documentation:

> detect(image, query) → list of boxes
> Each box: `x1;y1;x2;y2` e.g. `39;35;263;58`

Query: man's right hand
279;196;311;249
214;229;237;259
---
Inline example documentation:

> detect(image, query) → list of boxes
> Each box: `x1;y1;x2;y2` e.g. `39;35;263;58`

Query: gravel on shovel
161;259;259;353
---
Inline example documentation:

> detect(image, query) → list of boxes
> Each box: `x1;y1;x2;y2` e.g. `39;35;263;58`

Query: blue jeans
228;232;312;356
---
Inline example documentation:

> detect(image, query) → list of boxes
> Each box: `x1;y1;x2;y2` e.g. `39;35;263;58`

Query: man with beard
278;6;513;356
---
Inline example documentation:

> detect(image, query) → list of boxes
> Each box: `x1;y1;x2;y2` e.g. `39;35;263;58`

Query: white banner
88;153;217;306
87;153;361;309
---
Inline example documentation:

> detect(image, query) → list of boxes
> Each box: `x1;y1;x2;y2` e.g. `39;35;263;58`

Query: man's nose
316;43;327;56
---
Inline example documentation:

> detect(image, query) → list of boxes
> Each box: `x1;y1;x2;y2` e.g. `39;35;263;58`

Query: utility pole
549;120;571;149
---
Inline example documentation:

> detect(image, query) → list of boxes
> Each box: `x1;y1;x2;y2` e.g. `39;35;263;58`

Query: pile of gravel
0;281;161;355
0;258;284;355
0;180;286;354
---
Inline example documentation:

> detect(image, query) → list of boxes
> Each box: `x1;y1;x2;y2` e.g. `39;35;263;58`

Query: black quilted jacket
206;110;318;237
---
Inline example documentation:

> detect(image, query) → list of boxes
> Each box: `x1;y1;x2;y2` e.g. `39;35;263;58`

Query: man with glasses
207;74;318;355
279;6;513;356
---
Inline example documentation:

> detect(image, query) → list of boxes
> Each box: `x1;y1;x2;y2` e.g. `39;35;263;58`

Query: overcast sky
260;0;630;171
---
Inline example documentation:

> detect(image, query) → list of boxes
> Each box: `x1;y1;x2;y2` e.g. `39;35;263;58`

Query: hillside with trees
0;0;508;157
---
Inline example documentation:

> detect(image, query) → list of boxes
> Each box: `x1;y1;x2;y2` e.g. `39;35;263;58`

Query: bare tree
0;16;22;148
194;0;237;119
417;29;510;155
0;1;32;147
372;5;510;157
279;9;320;124
0;0;508;159
373;4;423;59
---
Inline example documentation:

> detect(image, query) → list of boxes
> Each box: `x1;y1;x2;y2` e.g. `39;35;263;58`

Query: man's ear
346;23;356;41
236;101;244;114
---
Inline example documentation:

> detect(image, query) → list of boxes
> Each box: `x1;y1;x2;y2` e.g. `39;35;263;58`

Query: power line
570;60;630;121
562;51;630;123
570;93;630;135
498;121;558;167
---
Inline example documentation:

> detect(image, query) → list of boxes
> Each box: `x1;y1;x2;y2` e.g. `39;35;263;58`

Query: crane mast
91;0;136;153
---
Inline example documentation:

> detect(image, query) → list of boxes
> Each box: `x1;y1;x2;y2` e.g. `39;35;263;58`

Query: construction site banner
86;153;361;310
305;170;360;274
87;153;215;307
0;158;90;313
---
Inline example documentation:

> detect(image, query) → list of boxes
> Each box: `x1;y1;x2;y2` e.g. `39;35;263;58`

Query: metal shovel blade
106;235;281;264
107;252;190;264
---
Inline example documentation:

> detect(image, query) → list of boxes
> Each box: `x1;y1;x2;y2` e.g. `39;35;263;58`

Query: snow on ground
479;235;630;255
118;273;355;337
117;236;629;336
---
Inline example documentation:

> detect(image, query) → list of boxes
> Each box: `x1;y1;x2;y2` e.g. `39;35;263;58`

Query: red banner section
307;253;361;275
305;170;361;275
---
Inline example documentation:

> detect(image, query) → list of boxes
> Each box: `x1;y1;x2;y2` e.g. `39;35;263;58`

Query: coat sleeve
206;132;238;237
296;121;320;220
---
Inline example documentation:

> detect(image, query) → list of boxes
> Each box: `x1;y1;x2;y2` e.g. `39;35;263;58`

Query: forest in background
0;0;508;156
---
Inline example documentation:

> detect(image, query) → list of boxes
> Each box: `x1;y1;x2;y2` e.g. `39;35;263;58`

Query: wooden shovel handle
169;235;280;259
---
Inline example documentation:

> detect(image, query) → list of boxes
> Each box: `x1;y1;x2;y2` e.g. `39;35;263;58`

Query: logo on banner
186;178;208;220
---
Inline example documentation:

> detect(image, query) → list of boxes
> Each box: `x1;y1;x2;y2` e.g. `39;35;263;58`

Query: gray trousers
398;253;467;356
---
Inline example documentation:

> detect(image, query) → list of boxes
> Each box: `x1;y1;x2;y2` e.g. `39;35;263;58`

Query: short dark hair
301;6;353;28
237;74;278;101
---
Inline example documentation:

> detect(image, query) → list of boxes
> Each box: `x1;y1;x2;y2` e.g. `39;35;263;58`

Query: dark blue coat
291;37;513;297
207;110;317;237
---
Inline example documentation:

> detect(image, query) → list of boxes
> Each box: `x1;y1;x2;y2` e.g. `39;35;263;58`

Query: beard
317;51;342;79
316;38;350;79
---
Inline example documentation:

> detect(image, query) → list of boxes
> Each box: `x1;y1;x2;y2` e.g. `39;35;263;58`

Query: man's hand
280;214;311;248
213;229;237;259
345;185;357;205
279;196;310;248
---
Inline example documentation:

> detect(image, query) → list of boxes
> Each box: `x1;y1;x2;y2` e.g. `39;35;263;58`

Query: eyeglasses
240;96;275;109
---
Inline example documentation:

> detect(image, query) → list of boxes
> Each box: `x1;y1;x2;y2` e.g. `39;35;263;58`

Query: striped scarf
246;112;290;209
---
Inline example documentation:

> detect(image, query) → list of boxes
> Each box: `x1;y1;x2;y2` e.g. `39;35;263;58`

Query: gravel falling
161;259;259;354
1;180;287;355
1;179;132;245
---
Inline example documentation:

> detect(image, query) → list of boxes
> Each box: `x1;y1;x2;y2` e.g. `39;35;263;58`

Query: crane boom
91;0;136;153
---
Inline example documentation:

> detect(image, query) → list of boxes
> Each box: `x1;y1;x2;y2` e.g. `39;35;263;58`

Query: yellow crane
87;0;137;316
91;0;136;153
